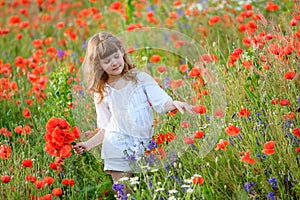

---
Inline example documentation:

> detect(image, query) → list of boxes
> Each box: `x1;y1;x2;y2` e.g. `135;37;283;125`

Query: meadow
0;0;299;199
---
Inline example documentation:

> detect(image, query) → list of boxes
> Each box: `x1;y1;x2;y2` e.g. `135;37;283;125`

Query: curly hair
82;32;137;103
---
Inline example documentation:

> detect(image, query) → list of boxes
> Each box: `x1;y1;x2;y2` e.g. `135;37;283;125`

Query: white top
94;71;172;159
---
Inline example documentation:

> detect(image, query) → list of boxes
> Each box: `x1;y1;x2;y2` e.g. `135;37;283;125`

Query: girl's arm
82;128;105;150
164;100;195;116
139;72;195;115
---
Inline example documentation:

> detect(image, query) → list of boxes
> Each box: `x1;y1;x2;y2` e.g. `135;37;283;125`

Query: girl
73;32;195;183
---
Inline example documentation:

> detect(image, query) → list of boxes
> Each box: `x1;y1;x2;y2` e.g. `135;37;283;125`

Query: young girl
73;32;195;183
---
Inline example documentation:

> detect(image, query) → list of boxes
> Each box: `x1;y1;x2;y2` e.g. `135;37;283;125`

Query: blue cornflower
147;140;158;150
112;183;125;192
244;182;256;193
57;49;65;59
266;192;275;200
268;177;278;189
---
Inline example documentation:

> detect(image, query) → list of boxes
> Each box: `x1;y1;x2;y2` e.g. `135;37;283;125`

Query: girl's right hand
73;142;88;155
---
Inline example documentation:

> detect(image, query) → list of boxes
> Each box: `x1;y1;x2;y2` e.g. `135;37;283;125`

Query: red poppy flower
43;176;55;186
149;54;161;63
49;162;58;170
225;124;240;136
241;151;256;164
199;54;218;62
157;66;167;73
266;1;279;11
192;105;206;114
290;18;298;26
194;130;205;139
215;139;230;151
35;180;45;189
26;175;36;183
295;147;300;153
238;108;251;117
180;121;190;128
22;159;33;168
184;136;194;144
56;22;65;29
155;133;165;145
208;16;220;26
62;179;75;186
179;64;188;73
293;128;300;138
14;125;23;134
279;99;290;106
188;67;201;77
213;110;224;118
23;125;31;135
1;175;11;183
262;141;275;155
284;71;295;80
192;175;204;185
165;132;176;142
23;108;31;118
0;144;12;160
52;188;62;196
41;194;52;200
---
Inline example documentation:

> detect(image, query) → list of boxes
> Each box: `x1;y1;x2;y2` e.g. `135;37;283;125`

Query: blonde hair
82;32;137;103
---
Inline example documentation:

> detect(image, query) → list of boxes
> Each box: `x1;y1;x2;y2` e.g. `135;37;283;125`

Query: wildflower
262;141;275;155
184;137;194;145
25;175;36;183
268;177;278;189
180;120;190;128
225;124;240;136
194;130;205;139
192;174;204;185
266;2;279;11
23;108;31;118
208;16;220;26
44;118;80;158
1;175;11;183
244;182;255;193
157;66;167;73
43;176;55;186
188;67;201;77
0;144;12;159
284;71;295;80
293;128;300;137
179;64;188;73
215;139;230;151
241;151;256;164
62;179;74;186
52;188;62;196
280;99;290;106
35;180;45;189
22;159;33;168
192;105;206;114
149;54;161;63
290;18;298;26
238;108;251;117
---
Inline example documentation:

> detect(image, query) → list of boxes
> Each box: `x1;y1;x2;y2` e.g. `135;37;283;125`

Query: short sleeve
138;72;172;114
94;93;111;129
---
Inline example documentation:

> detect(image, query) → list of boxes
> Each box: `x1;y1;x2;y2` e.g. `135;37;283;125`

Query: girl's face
100;50;124;80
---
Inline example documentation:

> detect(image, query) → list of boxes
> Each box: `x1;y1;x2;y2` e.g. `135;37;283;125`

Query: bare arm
165;100;195;116
73;129;105;155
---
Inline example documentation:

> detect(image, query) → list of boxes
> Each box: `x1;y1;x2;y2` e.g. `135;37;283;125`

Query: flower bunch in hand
44;118;80;158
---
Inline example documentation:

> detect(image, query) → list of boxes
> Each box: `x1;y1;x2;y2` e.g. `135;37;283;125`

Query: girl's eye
114;53;119;58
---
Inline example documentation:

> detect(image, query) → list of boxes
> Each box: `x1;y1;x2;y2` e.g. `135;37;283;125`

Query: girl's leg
105;170;133;183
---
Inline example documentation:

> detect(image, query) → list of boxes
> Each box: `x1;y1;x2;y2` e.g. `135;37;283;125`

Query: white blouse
94;71;172;159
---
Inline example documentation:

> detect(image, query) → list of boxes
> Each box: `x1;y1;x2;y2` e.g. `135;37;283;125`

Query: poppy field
0;0;299;199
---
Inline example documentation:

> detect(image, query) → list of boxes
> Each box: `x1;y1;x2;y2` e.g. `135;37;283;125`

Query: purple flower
57;49;65;59
266;192;275;200
268;177;278;189
244;182;256;193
